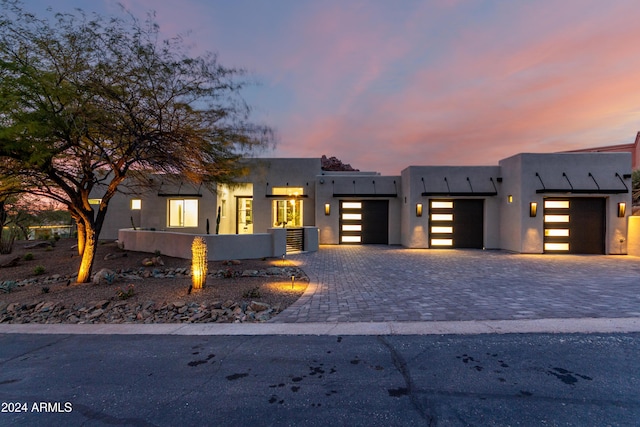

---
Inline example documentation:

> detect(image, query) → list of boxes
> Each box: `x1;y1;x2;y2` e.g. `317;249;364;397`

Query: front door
236;197;253;234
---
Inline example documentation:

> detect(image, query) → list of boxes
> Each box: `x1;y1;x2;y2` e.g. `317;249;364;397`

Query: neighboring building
95;151;632;255
563;131;640;170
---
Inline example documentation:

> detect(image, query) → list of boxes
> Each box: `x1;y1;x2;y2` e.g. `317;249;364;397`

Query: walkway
273;245;640;323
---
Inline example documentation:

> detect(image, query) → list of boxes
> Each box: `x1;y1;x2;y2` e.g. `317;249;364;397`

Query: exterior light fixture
324;203;331;216
508;195;513;203
618;202;626;217
416;203;423;217
529;202;537;217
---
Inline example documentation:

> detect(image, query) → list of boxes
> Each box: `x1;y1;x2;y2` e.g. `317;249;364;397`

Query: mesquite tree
0;1;273;282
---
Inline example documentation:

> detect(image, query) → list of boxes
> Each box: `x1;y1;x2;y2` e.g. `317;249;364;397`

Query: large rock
249;301;270;312
92;268;117;285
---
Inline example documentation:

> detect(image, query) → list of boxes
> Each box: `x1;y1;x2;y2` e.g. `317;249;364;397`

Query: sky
24;0;640;174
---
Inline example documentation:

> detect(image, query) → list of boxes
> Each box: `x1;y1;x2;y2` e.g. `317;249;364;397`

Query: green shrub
23;252;34;261
0;281;18;293
242;286;261;299
116;284;135;300
34;265;46;275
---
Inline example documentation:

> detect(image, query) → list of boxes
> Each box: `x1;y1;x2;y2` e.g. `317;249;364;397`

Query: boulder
249;301;270;312
92;268;117;285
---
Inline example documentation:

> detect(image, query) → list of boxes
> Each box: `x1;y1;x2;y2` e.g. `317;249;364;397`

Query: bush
242;286;261;299
0;281;18;293
116;284;135;300
23;252;34;261
34;265;46;275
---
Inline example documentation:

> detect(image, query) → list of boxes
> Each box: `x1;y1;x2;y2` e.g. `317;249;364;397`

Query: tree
0;1;274;282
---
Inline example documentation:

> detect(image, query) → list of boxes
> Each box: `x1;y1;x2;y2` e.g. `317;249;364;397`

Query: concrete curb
1;317;639;336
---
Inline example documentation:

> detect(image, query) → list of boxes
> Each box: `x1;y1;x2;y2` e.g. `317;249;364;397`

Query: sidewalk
1;317;640;335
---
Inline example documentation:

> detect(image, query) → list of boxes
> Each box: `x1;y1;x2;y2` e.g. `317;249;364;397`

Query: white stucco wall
247;158;321;233
400;165;502;249
118;228;290;260
315;172;401;245
499;153;632;254
95;178;219;241
100;153;632;256
498;155;525;252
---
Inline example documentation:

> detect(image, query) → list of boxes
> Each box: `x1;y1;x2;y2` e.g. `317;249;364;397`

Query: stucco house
96;151;632;257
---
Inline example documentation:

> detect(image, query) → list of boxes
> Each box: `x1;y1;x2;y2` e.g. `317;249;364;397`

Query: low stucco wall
118;228;290;261
627;216;640;257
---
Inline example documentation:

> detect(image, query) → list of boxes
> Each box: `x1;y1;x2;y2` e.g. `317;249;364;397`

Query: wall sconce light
324;203;331;216
618;202;626;217
508;195;513;203
529;202;537;217
416;203;423;217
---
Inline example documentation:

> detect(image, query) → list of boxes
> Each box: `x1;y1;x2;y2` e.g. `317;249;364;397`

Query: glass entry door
236;197;253;234
272;199;303;228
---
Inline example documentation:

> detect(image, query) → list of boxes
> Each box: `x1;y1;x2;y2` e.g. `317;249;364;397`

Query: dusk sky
27;0;640;174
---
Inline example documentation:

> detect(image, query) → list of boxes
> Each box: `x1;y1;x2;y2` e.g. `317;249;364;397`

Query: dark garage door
340;200;389;244
430;199;484;249
543;198;605;254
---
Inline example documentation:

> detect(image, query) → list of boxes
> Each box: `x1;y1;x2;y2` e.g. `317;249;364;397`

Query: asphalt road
0;333;638;426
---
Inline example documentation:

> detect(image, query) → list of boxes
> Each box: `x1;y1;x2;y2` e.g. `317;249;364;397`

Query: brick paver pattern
272;245;640;323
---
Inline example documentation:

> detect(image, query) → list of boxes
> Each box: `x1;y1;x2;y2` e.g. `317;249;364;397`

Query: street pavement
1;246;639;426
0;332;638;426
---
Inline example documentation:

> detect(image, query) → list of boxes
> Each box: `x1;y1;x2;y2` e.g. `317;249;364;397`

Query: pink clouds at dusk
29;1;640;174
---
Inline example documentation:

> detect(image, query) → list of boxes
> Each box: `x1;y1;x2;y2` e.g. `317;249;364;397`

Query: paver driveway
273;245;640;323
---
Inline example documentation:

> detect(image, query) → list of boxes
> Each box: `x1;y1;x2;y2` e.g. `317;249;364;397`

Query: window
168;199;198;227
431;201;453;209
342;202;362;209
131;199;141;210
544;200;569;209
272;187;304;197
272;199;302;227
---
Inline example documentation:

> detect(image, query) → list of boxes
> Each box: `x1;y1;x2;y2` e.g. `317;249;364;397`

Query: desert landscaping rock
0;296;290;324
0;239;309;325
0;264;308;325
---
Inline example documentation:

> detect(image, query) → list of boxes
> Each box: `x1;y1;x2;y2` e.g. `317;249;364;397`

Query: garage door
543;198;605;254
429;199;484;249
339;200;389;244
